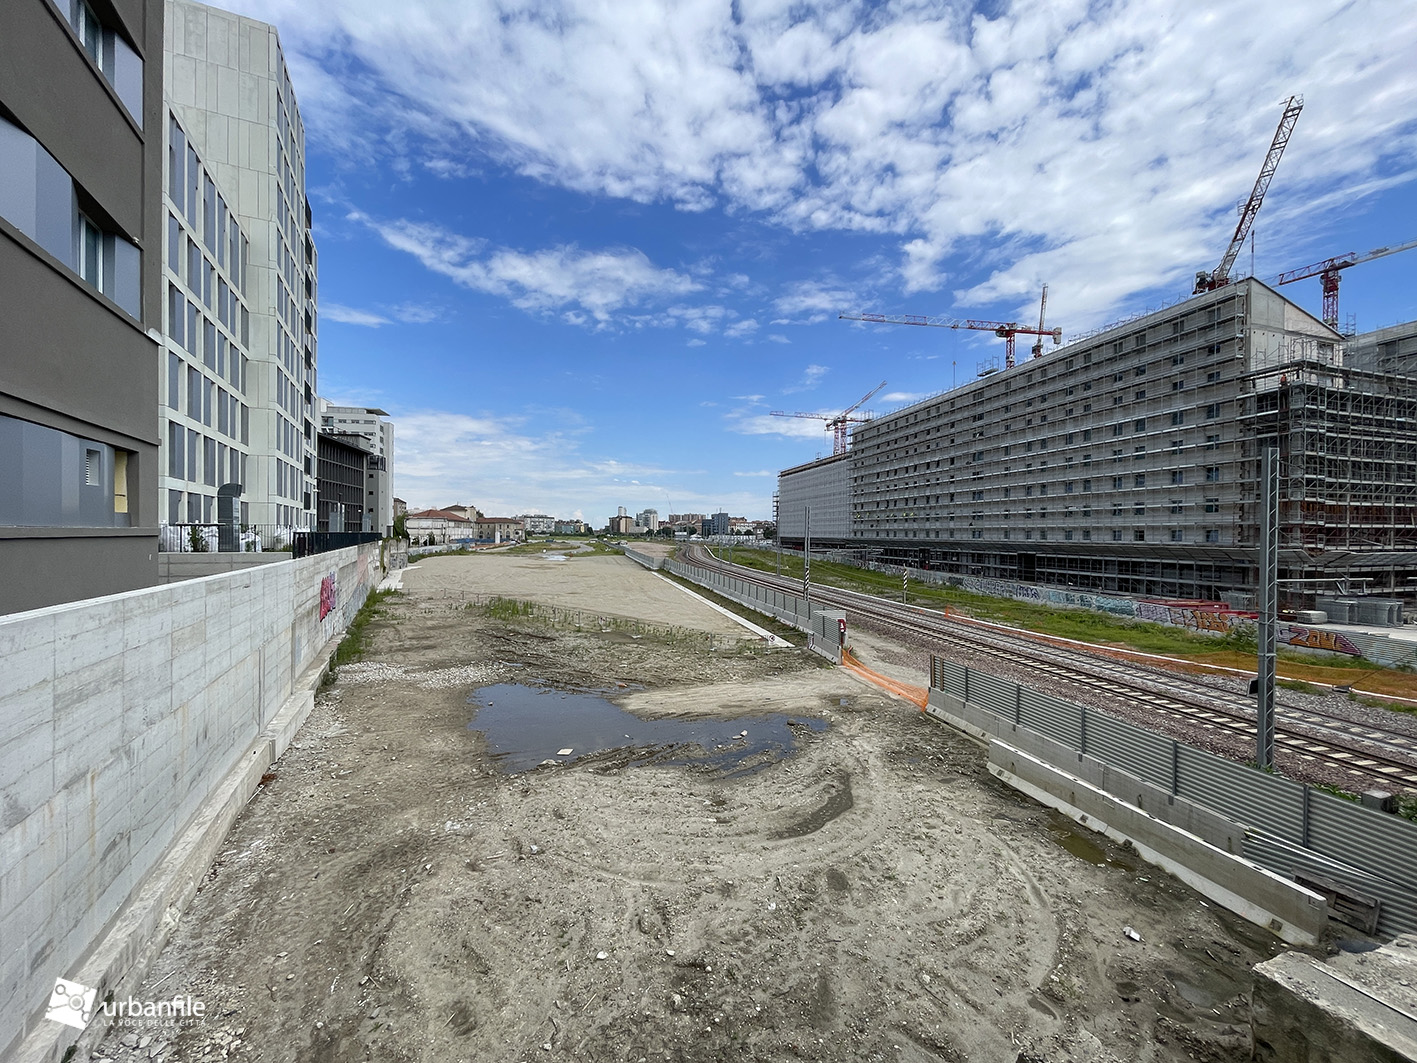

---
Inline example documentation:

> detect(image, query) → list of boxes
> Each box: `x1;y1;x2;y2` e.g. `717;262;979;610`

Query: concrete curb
14;638;337;1063
652;573;791;647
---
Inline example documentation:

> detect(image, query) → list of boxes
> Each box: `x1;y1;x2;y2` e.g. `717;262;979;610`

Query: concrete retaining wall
986;740;1327;946
0;542;381;1061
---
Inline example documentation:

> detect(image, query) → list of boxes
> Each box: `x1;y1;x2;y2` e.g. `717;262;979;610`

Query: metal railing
159;523;380;558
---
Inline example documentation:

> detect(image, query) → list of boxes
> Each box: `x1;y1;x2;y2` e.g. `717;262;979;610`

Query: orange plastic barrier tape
840;649;929;708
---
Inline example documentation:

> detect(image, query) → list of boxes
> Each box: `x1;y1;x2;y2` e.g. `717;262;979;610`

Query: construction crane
1273;237;1417;330
840;307;1062;370
770;379;887;455
1194;94;1303;294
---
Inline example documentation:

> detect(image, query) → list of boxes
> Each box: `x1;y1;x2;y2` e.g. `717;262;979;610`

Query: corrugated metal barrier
930;655;1417;937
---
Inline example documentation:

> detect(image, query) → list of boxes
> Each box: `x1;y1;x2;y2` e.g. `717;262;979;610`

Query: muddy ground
93;551;1292;1063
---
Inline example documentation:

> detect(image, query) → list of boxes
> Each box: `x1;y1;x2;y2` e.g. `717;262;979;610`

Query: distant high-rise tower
319;403;395;536
161;0;318;529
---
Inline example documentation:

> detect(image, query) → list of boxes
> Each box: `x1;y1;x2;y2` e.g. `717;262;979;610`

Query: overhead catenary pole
1257;445;1279;770
803;505;811;617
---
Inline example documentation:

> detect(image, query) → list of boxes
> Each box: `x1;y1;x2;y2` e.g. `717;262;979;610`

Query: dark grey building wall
0;0;164;615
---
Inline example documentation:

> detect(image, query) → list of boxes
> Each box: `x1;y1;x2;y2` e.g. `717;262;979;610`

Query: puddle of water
1337;938;1381;953
468;683;826;774
1045;812;1126;867
540;554;569;562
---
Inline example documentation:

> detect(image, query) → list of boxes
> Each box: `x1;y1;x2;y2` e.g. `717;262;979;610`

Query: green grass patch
329;588;401;677
721;549;1237;656
468;594;744;651
717;550;1416;689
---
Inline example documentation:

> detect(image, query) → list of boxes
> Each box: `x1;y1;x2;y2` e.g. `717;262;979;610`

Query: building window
1134;529;1146;541
1171;411;1185;425
1205;529;1220;543
1206;403;1222;419
1134;418;1146;431
1171;470;1184;484
1204;498;1220;513
1135;474;1146;487
1170;529;1184;542
1112;530;1124;541
1205;466;1220;482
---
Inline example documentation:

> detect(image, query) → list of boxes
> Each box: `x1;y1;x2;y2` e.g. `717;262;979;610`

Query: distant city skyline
222;0;1417;520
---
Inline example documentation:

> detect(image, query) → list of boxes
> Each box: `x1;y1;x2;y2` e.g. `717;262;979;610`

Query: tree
393;512;408;540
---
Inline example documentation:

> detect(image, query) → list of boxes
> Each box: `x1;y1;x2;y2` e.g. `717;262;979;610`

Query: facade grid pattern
782;281;1417;601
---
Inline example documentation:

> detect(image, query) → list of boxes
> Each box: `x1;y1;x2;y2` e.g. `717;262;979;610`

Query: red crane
1194;95;1303;294
1273;237;1417;330
771;379;887;455
839;310;1062;370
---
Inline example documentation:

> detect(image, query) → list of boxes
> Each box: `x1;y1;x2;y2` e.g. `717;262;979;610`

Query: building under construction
777;280;1417;605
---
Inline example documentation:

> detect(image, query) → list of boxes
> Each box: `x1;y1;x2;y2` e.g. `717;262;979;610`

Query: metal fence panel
1307;789;1417;885
1017;688;1083;748
934;659;966;694
1243;834;1417;939
1175;746;1305;843
1082;711;1173;789
967;670;1017;718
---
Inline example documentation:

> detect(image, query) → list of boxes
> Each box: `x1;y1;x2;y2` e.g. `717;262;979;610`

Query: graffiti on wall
1135;601;1243;633
319;571;337;620
1279;624;1360;656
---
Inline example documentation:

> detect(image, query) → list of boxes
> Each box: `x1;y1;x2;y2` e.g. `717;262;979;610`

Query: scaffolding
1238;362;1417;599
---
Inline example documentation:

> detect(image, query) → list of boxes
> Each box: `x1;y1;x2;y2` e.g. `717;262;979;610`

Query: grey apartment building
163;0;318;530
780;280;1417;603
0;0;164;614
319;404;394;536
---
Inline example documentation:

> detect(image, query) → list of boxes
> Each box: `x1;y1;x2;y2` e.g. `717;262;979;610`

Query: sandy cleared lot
92;551;1287;1063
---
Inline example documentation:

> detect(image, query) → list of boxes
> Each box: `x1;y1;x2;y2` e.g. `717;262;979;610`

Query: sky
223;0;1417;523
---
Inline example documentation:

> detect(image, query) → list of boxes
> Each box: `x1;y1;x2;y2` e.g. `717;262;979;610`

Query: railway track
680;545;1417;791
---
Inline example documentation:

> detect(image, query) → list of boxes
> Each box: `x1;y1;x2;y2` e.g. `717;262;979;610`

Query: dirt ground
92;550;1292;1063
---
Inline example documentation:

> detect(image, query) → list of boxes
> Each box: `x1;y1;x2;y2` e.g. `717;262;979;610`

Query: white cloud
879;391;930;404
727;411;832;441
733;470;773;477
783;363;829;392
247;0;1417;328
323;303;392;327
351;211;699;324
393;407;685;516
322;300;446;327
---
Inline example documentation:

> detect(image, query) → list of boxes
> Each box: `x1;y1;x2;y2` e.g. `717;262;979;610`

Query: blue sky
225;0;1417;523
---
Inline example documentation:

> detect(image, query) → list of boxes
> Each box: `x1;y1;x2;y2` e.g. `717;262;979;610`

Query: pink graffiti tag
319;572;337;620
